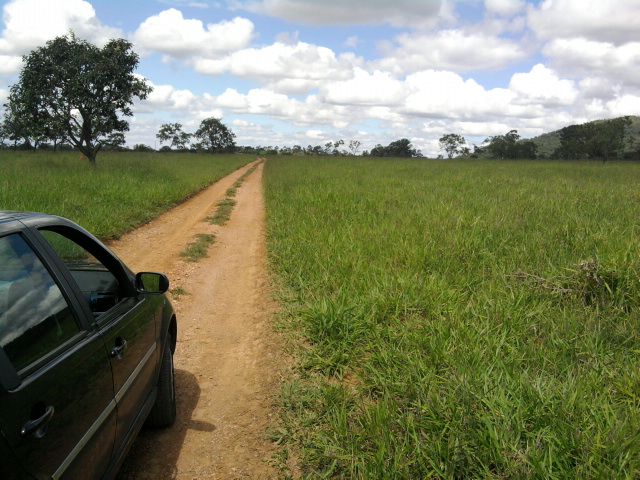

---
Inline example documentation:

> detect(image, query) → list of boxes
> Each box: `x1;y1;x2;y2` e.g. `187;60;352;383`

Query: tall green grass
264;157;640;479
0;151;250;239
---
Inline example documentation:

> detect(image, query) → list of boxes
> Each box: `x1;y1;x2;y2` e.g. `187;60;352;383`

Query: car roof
0;211;70;230
0;210;41;222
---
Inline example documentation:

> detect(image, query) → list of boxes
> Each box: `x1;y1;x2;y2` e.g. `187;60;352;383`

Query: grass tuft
207;198;237;225
169;286;188;297
179;233;215;262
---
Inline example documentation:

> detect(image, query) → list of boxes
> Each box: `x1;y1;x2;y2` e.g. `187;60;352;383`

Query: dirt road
111;159;283;479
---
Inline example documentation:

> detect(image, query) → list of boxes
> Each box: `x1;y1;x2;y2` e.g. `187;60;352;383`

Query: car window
0;234;79;373
39;229;126;316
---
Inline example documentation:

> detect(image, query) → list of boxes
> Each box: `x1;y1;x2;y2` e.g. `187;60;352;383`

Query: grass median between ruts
180;233;216;262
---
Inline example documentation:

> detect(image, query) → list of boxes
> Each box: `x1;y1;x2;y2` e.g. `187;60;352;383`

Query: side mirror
135;272;169;294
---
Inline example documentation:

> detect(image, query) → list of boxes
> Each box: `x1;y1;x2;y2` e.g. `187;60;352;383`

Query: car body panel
0;230;116;479
98;297;159;452
0;333;118;479
0;433;31;480
0;211;176;480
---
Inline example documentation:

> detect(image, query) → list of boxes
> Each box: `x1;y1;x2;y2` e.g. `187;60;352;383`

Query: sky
0;0;639;156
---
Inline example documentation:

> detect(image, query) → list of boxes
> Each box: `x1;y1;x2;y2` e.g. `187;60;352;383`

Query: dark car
0;211;177;479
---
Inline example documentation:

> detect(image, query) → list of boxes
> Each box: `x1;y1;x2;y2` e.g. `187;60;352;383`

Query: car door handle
110;339;128;359
21;405;54;438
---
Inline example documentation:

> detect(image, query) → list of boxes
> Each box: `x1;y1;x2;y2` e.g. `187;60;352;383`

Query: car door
34;226;160;459
0;231;116;479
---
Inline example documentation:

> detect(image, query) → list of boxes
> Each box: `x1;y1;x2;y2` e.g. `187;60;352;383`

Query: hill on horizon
529;115;640;159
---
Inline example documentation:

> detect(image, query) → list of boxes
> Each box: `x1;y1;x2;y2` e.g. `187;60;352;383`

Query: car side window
0;234;79;373
38;229;126;316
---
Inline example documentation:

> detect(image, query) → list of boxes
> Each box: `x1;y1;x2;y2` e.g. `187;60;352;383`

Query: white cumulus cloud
373;29;529;74
0;0;122;75
194;41;356;93
0;0;121;54
132;9;254;58
321;68;405;106
527;0;640;44
0;54;21;74
605;94;640;117
485;0;526;17
401;70;518;120
509;64;578;106
136;81;199;113
215;88;250;110
542;38;640;88
237;0;446;28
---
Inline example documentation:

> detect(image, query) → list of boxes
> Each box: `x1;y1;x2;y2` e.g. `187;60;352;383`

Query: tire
146;335;176;427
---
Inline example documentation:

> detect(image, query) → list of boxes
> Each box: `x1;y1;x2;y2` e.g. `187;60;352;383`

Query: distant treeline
3;115;638;162
236;138;423;158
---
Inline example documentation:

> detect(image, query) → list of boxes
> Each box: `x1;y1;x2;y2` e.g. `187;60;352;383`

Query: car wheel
146;335;176;427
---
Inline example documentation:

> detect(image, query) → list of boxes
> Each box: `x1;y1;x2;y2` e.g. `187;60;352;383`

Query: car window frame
27;222;139;329
0;229;91;383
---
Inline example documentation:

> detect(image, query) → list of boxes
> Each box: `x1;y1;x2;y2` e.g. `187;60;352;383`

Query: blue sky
1;0;639;156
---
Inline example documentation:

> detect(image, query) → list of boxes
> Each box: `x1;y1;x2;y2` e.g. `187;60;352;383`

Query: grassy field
263;157;640;479
0;151;250;239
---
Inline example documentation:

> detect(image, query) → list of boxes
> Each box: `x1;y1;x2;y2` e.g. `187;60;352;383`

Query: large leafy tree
5;33;152;163
439;133;466;159
156;123;191;150
194;117;236;153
